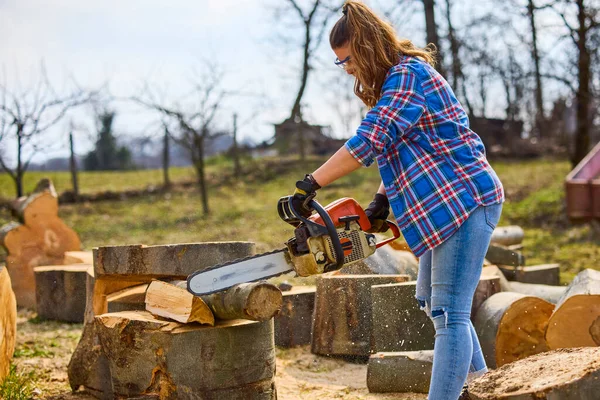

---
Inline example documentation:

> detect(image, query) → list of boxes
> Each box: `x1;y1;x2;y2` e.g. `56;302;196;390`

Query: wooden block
499;263;560;286
95;311;276;399
64;251;94;265
371;282;435;353
485;244;525;267
367;350;433;393
490;225;524;247
274;286;315;347
0;266;17;382
106;284;148;313
311;274;410;359
34;264;89;323
93;242;256;280
546;268;600;349
473;292;554;368
145;280;214;325
469;347;600;399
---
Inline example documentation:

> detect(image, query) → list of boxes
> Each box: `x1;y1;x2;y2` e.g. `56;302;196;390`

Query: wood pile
68;241;278;399
0;179;81;309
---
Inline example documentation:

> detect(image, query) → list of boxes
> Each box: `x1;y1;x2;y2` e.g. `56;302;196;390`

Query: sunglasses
334;55;351;70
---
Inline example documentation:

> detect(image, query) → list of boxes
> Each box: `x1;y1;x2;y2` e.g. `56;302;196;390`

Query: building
272;118;346;156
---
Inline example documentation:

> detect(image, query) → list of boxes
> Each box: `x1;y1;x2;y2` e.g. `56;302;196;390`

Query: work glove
364;193;390;233
291;174;321;218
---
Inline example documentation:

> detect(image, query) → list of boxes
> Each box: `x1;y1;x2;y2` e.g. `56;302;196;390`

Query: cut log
0;179;81;309
469;347;600;400
145;280;214;325
471;276;502;321
364;245;418;278
198;281;282;322
63;251;94;265
311;274;410;359
34;264;89;323
370;282;435;353
482;265;566;304
545;268;600;349
106;284;148;313
498;263;560;286
484;244;525;267
490;225;524;247
93;242;255;281
95;310;276;399
274;285;315;347
473;292;554;368
90;277;147;321
0;266;17;382
367;350;433;394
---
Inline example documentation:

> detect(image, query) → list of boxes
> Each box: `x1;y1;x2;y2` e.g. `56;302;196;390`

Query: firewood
545;268;600;349
95;311;276;399
367;350;433;394
473;292;554;368
93;242;255;281
0;266;17;382
145;280;214;325
371;282;435;353
469;347;600;400
63;251;94;265
485;244;525;267
106;284;148;313
311;274;409;359
490;225;524;247
274;285;315;347
498;263;560;286
34;264;89;323
0;179;80;309
482;265;566;304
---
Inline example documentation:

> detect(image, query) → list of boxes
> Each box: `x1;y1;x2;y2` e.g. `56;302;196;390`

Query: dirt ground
14;310;427;400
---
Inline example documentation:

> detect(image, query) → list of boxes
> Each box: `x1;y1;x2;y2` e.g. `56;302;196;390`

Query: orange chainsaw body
309;197;372;231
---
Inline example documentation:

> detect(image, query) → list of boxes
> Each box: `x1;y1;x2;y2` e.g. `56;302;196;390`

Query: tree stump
34;264;89;322
274;285;316;347
469;347;600;400
106;284;148;313
473;292;554;368
546;268;600;349
367;350;433;393
0;266;17;383
311;274;409;359
0;179;80;309
95;311;276;399
370;282;435;353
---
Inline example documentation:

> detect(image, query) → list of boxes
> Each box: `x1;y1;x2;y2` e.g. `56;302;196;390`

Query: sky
0;0;571;166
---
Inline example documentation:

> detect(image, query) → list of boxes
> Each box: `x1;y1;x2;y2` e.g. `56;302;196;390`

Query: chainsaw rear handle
376;220;402;249
277;196;345;269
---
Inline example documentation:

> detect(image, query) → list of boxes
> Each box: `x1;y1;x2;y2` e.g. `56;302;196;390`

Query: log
498;263;560;286
34;264;89;323
469;347;600;400
364;245;418;278
482;265;566;304
367;350;433;394
106;284;148;313
274;285;315;347
95;311;276;399
471;276;502;321
93;242;255;281
484;243;525;267
0;266;17;383
371;282;435;353
490;225;524;247
145;280;214;325
473;292;554;368
545;268;600;349
0;179;81;309
63;250;94;265
311;274;410;359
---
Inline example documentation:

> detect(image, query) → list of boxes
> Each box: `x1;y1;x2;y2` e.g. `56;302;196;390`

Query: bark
490;225;524;247
274;285;316;347
498;263;560;286
367;350;433;394
34;264;89;323
423;0;445;76
485;243;525;266
573;0;592;166
528;0;545;136
145;280;214;325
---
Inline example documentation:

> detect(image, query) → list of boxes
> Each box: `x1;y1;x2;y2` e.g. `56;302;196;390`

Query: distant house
272;118;346;156
469;117;524;149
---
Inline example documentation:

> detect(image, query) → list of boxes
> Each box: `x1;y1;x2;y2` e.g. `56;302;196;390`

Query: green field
0;156;598;283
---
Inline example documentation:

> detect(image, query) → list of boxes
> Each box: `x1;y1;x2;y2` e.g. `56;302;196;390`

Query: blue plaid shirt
346;55;504;257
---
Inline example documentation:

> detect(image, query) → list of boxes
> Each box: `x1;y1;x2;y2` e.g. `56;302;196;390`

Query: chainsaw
186;196;401;296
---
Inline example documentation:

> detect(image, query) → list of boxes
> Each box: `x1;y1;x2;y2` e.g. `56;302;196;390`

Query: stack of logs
68;242;279;399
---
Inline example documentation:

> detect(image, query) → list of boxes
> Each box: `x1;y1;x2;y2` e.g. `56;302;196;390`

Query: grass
0;156;598;284
0;365;37;400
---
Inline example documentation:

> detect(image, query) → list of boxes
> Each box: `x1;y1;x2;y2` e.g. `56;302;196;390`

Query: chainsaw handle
309;199;345;269
375;220;402;249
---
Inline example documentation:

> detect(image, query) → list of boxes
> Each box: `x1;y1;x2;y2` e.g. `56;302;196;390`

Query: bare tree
0;65;94;197
132;63;227;215
423;0;447;76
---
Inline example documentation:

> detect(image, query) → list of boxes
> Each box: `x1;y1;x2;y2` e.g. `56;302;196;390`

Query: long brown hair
330;0;436;108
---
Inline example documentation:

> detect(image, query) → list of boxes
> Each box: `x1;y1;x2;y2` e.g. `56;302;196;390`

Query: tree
0;65;93;197
84;110;133;171
423;0;447;76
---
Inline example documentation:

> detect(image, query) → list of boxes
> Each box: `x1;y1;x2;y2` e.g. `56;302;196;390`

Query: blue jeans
415;203;502;400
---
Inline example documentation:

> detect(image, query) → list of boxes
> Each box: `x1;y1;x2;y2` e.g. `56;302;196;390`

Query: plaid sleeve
345;66;426;167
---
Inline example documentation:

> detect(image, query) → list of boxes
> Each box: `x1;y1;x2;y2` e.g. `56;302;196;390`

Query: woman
291;1;504;399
